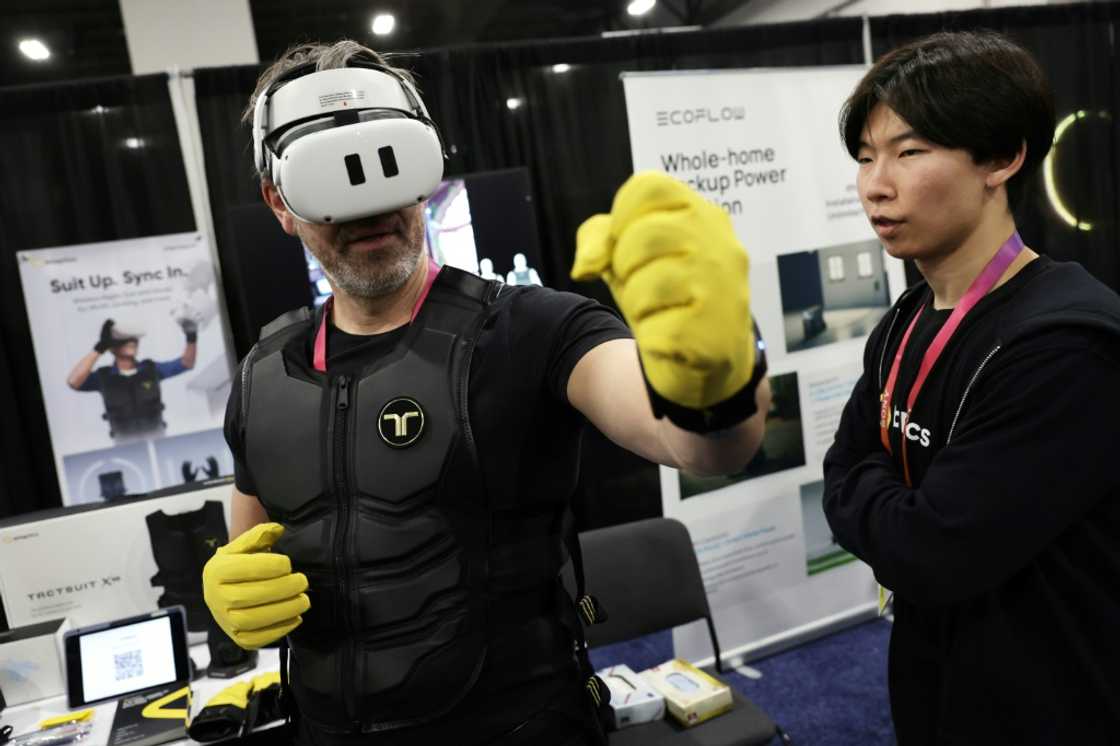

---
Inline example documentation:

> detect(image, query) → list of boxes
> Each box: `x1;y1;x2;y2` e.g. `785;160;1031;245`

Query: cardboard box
597;664;665;730
0;617;70;705
640;658;733;728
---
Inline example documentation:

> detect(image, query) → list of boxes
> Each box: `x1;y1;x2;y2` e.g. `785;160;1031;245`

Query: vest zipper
946;345;1000;445
330;374;357;724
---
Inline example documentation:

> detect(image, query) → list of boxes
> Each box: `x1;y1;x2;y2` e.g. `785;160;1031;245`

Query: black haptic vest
146;500;228;633
98;360;165;437
242;269;511;733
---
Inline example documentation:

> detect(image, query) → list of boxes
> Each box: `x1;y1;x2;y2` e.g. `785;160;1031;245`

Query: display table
0;644;280;745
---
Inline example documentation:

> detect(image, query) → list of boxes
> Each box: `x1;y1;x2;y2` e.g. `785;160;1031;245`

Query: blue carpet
588;619;897;746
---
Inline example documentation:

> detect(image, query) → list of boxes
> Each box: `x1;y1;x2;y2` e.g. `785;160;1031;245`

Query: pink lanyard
312;258;441;373
879;232;1024;485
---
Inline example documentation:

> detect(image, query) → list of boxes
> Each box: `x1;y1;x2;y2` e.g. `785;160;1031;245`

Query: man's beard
311;227;423;299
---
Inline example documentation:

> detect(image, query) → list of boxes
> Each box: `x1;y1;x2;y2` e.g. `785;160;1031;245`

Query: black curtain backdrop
191;65;272;358
0;74;195;518
872;3;1120;290
2;4;1118;528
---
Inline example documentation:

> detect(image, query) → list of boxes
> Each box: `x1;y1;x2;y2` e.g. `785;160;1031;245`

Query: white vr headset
252;60;445;224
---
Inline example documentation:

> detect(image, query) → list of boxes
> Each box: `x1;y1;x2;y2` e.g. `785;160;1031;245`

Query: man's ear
985;140;1027;190
261;180;298;236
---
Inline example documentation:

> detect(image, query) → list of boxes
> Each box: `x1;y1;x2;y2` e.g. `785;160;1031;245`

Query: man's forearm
182;342;197;369
66;350;101;389
657;377;771;476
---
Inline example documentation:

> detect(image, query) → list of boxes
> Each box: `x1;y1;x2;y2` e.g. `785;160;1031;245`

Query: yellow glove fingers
218;572;308;610
250;672;281;692
205;681;252;709
609;171;695;234
220;523;285;555
233;616;304;651
610;212;705;286
225;593;310;632
207;552;294;584
614;256;697;325
571;214;614;281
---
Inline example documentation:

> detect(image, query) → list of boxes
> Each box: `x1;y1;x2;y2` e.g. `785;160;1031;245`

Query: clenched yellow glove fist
202;523;309;650
572;171;757;428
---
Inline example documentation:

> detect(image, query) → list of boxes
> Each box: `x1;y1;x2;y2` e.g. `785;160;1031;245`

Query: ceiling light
506;97;523;111
19;39;50;61
551;63;571;74
372;13;395;35
124;137;145;149
627;0;656;16
90;105;108;115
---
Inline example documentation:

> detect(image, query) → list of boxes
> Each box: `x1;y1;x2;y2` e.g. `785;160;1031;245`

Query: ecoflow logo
656;106;746;127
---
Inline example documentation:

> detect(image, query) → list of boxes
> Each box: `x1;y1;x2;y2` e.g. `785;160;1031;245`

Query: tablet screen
78;615;179;703
65;608;190;707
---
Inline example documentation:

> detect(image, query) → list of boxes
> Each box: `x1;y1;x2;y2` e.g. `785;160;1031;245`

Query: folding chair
574;517;783;745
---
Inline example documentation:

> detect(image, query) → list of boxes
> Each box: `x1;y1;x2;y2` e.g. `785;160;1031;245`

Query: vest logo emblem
379;398;425;448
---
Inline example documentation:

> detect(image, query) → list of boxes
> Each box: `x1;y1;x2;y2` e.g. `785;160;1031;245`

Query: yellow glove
573;171;759;430
250;671;281;691
246;671;284;728
186;671;285;742
187;680;251;742
202;523;309;650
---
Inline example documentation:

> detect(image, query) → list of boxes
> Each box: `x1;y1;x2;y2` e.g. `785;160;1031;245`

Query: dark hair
840;30;1055;206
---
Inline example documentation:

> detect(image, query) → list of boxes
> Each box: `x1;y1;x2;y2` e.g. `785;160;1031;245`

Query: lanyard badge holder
875;232;1024;615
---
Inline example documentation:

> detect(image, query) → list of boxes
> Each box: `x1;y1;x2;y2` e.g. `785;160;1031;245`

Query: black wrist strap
644;319;767;434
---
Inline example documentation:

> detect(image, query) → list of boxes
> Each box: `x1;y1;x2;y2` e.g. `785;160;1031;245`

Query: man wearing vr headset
67;317;198;439
204;41;770;746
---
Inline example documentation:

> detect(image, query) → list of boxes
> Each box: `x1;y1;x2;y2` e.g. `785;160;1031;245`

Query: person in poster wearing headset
822;31;1120;744
201;41;770;746
66;315;198;439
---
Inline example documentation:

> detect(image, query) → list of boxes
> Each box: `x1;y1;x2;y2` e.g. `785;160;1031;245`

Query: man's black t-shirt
224;283;632;744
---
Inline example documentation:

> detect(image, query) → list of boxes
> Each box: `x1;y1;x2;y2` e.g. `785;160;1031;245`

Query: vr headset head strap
253;56;441;177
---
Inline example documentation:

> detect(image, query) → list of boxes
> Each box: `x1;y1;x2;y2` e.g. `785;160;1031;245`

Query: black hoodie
823;256;1120;745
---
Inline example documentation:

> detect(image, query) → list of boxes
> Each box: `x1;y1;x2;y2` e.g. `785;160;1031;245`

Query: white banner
16;233;236;506
623;66;906;662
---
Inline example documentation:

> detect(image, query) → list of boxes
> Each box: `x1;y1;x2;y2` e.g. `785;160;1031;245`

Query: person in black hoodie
823;30;1120;745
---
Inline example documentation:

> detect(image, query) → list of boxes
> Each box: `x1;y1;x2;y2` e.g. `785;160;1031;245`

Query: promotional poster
16;232;235;505
0;483;233;632
623;66;908;662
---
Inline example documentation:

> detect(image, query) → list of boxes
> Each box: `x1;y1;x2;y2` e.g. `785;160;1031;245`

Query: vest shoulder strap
433;265;503;305
259;307;313;342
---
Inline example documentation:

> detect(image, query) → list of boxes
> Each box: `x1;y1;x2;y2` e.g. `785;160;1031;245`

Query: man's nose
861;160;896;204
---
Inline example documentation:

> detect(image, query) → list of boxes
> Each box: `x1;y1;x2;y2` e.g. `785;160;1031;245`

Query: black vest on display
146;500;229;632
98;360;165;437
241;268;583;734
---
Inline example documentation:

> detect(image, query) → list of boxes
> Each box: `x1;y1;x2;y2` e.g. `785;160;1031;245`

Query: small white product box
0;617;71;706
640;658;733;728
597;664;666;730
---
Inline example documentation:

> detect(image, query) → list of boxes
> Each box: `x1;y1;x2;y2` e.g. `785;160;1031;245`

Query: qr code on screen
114;649;143;681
